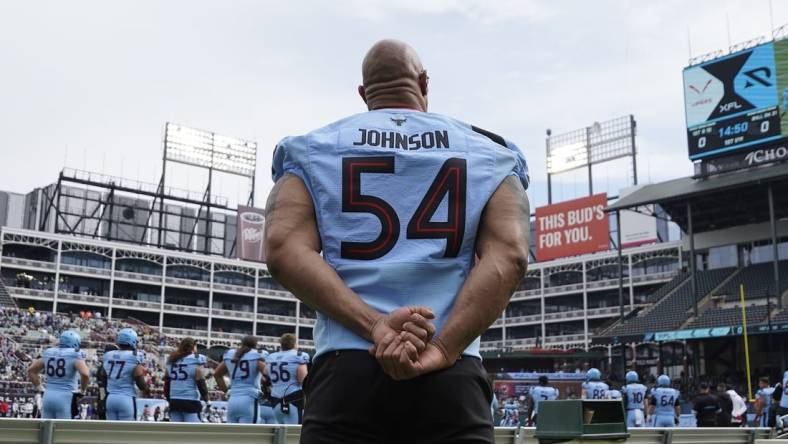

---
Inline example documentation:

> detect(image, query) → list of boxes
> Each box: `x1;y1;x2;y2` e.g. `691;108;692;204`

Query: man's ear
358;85;367;104
418;73;429;97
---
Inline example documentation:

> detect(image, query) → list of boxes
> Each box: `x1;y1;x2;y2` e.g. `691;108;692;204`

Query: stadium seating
768;309;788;323
645;272;688;303
713;260;788;302
686;304;770;329
0;279;16;308
606;268;734;337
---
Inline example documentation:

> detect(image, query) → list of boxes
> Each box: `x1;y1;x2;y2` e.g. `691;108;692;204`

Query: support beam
617;211;626;377
768;184;783;371
687;201;698;316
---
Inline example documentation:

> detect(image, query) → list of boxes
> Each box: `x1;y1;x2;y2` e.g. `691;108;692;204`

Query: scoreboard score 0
684;39;788;160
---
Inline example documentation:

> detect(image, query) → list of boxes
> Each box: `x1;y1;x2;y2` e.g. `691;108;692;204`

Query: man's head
538;375;548;386
359;39;428;112
698;382;710;394
280;333;296;351
759;376;769;388
116;328;138;350
716;382;727;393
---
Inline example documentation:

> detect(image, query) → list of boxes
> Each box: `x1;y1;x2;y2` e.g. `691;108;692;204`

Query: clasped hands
367;306;457;380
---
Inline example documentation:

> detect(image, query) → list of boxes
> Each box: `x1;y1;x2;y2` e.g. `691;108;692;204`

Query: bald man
265;39;530;444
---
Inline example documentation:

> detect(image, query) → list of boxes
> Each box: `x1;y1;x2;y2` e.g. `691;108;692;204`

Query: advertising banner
236;206;266;262
618;186;658;248
535;193;609;262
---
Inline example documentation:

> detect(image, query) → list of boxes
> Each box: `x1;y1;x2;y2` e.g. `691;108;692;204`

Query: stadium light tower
160;122;258;254
545;115;637;204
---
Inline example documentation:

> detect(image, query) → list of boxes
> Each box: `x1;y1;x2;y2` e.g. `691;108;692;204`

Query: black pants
300;350;494;444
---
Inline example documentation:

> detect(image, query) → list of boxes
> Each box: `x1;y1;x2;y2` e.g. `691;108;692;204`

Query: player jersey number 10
341;156;467;260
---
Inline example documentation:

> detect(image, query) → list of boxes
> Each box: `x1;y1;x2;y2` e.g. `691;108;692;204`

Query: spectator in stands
692;383;720;427
0;398;8;417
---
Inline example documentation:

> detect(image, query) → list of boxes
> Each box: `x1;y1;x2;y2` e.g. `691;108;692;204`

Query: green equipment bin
534;400;629;443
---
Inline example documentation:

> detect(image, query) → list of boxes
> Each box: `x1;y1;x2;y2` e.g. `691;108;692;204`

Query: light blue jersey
651;387;680;416
223;349;264;398
103;349;145;397
755;386;775;427
530;385;558;415
273;109;529;359
42;347;85;392
582;381;609;399
781;372;788;409
168;354;206;401
266;349;309;398
608;389;622;400
623;383;648;410
41;347;85;419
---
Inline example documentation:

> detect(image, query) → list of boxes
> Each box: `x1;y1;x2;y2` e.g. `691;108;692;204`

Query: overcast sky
1;0;787;209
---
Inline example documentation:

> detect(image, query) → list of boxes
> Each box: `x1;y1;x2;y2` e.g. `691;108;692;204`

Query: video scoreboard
684;39;788;160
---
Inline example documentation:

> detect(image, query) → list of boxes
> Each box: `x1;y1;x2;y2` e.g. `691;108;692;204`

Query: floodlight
164;122;257;177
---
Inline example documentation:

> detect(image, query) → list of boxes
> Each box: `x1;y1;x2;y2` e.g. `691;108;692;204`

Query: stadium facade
0;174;682;354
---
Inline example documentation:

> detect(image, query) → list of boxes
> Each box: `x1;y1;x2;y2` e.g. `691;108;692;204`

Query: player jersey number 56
341;156;467;260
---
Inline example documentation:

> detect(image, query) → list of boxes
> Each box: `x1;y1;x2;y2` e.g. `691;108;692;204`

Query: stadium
2;5;788;444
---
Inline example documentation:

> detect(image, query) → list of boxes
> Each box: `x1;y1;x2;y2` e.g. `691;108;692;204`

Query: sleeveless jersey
781;372;788;409
529;385;558;414
651;387;680;416
582;381;609;399
607;389;622;400
623;383;648;410
42;347;85;392
103;349;145;397
168;353;206;401
223;349;264;398
266;349;310;398
755;386;774;411
272;109;529;358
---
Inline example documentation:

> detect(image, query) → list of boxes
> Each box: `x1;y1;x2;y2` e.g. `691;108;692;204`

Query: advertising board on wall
236;205;266;262
535;193;609;262
618;186;659;248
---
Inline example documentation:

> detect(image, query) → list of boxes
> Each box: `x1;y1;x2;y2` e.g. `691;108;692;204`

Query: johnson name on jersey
272;109;529;359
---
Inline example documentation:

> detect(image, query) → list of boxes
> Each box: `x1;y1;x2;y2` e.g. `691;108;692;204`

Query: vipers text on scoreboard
683;38;788;160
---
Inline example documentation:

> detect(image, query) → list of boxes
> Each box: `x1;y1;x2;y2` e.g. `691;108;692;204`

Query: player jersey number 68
341;156;467;260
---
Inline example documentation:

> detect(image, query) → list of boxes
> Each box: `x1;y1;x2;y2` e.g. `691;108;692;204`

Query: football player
27;331;90;419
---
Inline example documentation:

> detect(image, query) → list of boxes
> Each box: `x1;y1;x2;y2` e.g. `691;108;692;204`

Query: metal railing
0;419;773;444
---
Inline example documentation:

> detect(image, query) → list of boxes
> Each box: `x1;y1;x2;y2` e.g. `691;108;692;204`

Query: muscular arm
297;364;308;385
74;360;90;393
132;364;149;397
195;367;209;402
27;359;43;388
265;174;434;347
380;176;530;379
433;175;530;361
213;362;228;393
